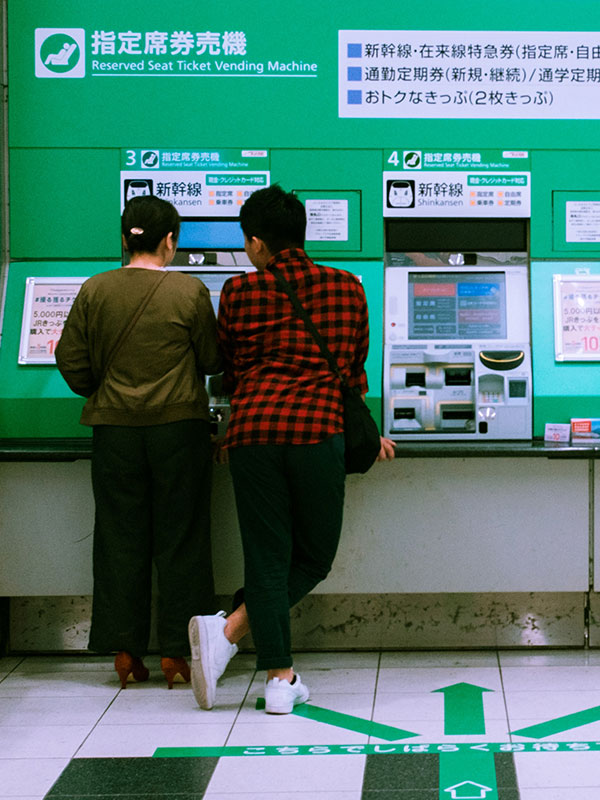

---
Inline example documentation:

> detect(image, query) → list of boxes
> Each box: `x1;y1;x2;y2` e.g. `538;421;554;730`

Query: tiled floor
2;649;600;798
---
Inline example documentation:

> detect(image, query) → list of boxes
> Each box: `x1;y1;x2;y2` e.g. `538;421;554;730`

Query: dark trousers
229;435;345;670
89;420;215;657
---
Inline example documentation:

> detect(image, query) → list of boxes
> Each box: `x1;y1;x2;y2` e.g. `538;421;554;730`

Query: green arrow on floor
433;682;493;735
432;682;498;798
439;750;498;800
511;704;600;739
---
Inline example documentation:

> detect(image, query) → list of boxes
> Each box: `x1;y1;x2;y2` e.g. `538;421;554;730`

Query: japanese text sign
554;274;600;361
340;31;600;119
19;277;86;364
383;149;530;217
120;149;270;217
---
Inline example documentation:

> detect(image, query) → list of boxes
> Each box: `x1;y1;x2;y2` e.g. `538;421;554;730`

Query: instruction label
340;31;600;119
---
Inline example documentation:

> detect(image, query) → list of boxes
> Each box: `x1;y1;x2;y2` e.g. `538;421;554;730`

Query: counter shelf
2;437;600;461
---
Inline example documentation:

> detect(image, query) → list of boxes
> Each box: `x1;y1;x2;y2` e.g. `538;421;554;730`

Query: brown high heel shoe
161;657;191;689
114;651;150;689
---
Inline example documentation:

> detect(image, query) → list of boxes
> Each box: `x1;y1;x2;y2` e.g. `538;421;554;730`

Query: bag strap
269;265;350;391
102;270;169;378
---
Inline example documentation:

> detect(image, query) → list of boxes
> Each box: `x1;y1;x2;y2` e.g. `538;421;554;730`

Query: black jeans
229;435;345;670
89;420;215;657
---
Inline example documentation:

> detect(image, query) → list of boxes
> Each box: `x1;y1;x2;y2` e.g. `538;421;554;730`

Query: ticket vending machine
167;217;256;437
383;218;532;440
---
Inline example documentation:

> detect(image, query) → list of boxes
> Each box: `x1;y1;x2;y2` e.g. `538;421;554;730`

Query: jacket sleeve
55;287;98;398
191;282;223;377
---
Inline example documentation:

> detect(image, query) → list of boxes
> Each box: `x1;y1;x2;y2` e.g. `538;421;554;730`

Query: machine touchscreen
408;272;507;341
178;218;245;251
190;270;240;314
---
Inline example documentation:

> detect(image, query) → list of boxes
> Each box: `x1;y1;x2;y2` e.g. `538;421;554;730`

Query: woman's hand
212;437;229;464
377;436;396;461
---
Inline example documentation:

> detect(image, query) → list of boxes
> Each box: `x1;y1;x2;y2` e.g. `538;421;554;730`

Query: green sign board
385;150;530;171
121;149;270;171
120;148;270;216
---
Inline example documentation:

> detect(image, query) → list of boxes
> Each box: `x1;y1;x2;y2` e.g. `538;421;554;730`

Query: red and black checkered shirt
217;248;370;448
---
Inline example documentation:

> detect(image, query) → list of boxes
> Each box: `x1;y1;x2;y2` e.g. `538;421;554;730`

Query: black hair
239;184;306;254
121;195;181;255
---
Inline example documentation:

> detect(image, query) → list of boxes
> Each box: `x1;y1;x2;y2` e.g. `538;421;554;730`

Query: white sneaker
188;611;238;710
264;673;310;714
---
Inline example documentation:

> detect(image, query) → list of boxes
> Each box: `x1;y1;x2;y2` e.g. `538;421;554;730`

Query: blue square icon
347;67;362;81
347;90;362;105
347;43;362;58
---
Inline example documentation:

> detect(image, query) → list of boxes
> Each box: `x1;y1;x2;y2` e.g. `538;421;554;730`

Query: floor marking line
255;697;420;740
152;741;600;758
511;704;600;739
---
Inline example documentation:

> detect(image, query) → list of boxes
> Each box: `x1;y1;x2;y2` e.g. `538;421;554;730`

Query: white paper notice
305;199;349;241
566;201;600;243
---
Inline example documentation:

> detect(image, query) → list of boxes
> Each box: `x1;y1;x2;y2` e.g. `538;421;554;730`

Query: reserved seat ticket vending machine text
383;262;532;440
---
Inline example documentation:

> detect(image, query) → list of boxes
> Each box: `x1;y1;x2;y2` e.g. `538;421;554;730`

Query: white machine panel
384;262;532;440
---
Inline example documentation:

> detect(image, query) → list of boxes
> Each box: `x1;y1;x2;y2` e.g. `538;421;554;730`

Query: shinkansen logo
35;29;86;78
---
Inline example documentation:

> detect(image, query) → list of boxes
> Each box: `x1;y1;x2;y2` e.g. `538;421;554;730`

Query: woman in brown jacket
56;195;222;689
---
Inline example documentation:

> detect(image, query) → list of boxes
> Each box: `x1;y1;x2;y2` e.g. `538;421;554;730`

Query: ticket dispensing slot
389;349;478;434
383;218;532;440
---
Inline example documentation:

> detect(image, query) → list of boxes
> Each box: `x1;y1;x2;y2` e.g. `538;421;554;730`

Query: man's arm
353;280;395;461
348;279;370;393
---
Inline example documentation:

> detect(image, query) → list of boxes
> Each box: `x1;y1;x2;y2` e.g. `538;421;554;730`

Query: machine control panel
383;258;532;440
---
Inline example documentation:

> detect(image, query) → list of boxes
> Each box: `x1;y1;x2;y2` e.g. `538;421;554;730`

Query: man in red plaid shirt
188;185;395;714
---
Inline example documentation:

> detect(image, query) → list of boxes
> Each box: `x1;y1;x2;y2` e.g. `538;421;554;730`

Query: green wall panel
531;260;600;436
0;398;87;438
530;152;600;260
322;260;383;408
535;396;600;435
0;261;118;437
10;150;121;259
6;0;600;438
9;0;600;150
272;150;382;259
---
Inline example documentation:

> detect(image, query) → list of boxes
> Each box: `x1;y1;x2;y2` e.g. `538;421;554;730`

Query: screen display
200;272;238;314
182;270;249;315
178;219;245;250
408;272;507;340
385;217;527;252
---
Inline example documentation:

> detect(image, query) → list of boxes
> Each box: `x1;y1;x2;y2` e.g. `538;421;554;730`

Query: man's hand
377;436;396;461
212;437;229;464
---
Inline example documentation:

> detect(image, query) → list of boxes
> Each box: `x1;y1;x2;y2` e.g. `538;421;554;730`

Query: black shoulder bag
270;266;381;474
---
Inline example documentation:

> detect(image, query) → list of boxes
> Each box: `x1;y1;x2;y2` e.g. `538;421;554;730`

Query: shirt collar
265;247;308;270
